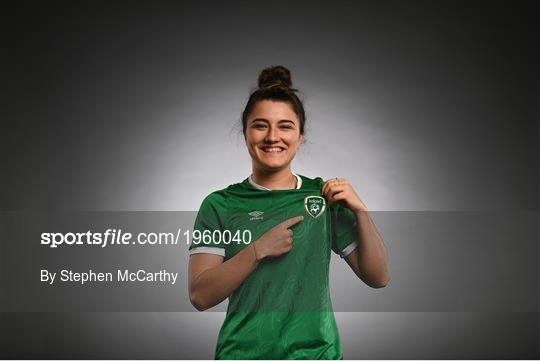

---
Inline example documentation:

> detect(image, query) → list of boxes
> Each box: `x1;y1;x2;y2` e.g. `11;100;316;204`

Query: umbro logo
248;211;264;220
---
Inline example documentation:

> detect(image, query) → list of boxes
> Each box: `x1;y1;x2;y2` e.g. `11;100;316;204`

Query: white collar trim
248;172;302;191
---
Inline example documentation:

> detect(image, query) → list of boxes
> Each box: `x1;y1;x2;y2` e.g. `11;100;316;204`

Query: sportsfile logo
248;211;264;220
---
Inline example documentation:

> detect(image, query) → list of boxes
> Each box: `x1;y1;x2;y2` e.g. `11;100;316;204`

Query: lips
260;146;285;153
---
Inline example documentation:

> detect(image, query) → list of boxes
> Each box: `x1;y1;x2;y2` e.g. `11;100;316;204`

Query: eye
252;123;267;128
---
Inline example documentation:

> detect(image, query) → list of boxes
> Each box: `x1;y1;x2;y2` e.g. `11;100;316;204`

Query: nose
264;126;279;143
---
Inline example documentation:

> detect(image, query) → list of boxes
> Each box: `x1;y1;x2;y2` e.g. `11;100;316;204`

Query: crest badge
304;196;326;218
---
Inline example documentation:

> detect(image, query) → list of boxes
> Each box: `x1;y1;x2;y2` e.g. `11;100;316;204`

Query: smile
261;147;285;153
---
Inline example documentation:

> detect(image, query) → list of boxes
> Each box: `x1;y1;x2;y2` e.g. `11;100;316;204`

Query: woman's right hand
253;216;304;260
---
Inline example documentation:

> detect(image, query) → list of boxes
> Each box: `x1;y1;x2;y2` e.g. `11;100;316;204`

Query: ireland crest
304;196;326;218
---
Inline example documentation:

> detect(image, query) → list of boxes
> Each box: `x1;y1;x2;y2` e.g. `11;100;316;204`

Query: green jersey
189;173;359;359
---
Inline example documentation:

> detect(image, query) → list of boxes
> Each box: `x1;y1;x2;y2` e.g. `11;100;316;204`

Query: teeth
262;147;283;152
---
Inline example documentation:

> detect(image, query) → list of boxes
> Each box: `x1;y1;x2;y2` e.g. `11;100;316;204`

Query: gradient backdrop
2;0;539;359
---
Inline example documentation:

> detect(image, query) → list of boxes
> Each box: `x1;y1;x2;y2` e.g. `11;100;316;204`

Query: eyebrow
251;118;296;124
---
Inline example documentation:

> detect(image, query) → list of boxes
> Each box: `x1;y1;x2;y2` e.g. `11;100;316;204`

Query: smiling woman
241;65;306;190
187;65;390;360
245;100;304;186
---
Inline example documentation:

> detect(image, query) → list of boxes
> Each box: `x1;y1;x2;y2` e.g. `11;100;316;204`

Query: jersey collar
248;172;302;191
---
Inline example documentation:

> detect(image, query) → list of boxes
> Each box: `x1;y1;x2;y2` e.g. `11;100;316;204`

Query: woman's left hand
322;178;368;213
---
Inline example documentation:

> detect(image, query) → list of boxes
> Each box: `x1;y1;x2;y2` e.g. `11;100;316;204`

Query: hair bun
257;65;293;89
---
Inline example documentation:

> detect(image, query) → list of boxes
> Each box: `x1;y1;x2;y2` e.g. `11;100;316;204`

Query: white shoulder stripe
340;242;357;258
189;247;225;257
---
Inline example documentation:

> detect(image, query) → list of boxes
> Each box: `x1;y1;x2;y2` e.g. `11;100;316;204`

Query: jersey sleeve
189;191;228;257
330;203;359;258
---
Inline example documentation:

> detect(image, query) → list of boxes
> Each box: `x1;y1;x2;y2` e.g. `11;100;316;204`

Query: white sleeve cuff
189;247;225;257
339;242;357;258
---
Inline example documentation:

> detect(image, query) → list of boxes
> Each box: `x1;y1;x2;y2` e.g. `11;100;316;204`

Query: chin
257;160;290;171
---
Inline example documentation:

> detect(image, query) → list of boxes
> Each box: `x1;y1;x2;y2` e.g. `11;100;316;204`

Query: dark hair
241;65;306;137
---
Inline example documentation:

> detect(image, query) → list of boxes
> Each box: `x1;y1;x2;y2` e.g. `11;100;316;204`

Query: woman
188;65;390;360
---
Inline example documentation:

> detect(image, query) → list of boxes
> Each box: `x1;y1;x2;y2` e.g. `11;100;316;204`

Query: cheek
286;134;302;149
244;133;256;147
245;135;262;158
246;130;263;145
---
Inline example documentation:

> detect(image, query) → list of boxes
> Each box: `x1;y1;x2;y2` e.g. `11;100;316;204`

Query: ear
299;133;305;145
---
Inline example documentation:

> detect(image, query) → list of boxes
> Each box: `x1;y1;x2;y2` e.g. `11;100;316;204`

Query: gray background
2;0;538;359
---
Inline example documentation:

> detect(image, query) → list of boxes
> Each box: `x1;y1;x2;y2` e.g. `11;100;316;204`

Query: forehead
248;100;299;123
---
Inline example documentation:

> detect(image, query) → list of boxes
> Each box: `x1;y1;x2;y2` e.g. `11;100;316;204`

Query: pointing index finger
281;215;304;229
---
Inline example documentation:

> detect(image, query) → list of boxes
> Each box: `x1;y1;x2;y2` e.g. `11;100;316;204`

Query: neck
251;167;296;190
